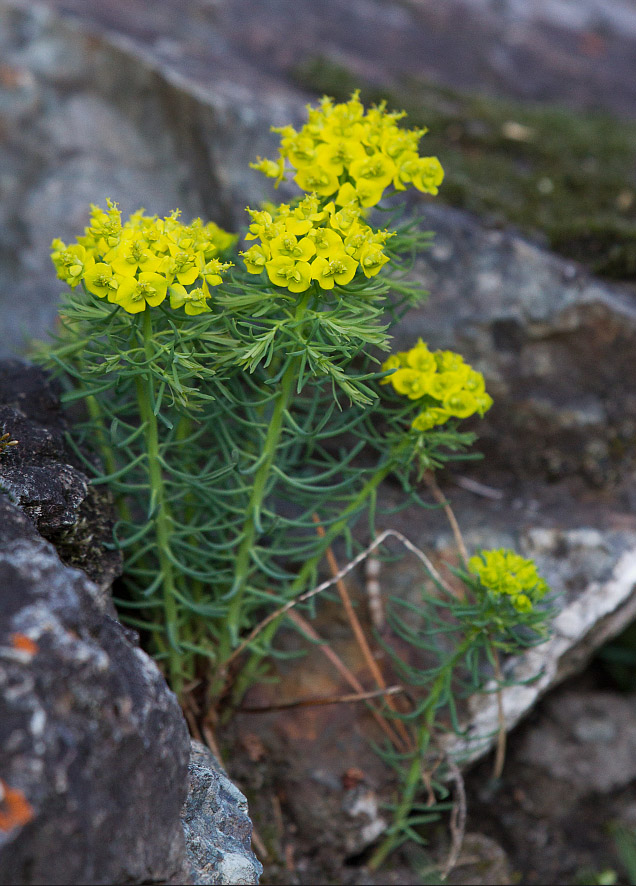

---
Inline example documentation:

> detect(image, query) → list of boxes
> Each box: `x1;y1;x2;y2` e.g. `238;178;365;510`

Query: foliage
38;92;553;867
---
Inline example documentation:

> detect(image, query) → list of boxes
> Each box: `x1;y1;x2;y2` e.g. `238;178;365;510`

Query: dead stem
239;684;405;712
424;471;470;564
286;608;409;752
225;527;456;669
440;757;467;880
313;515;414;751
490;645;507;780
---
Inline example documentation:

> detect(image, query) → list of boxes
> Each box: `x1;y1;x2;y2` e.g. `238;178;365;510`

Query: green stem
367;635;476;871
222;294;311;650
226;447;404;707
135;308;182;695
84;393;133;525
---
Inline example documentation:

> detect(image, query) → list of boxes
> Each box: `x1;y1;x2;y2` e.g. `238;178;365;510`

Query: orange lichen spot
0;781;34;832
11;634;38;656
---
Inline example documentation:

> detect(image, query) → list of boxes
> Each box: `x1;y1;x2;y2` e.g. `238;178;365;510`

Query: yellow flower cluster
240;195;393;293
51;201;235;315
381;339;493;430
244;93;443;292
252;91;444;208
468;549;549;613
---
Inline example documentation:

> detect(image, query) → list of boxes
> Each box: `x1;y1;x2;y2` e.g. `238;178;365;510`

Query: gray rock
0;360;121;602
518;690;636;795
0;0;300;356
183;741;263;886
0;362;263;885
0;494;191;886
38;0;636;119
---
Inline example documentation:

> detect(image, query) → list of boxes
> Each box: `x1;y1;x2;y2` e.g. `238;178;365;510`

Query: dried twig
225;528;455;668
182;702;203;744
201;721;224;769
490;646;507;780
286;608;409;752
240;684;405;712
454;475;504;500
313;515;414;751
440;757;467;880
424;471;469;564
365;551;384;629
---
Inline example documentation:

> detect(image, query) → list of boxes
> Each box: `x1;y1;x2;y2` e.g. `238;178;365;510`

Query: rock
0;361;263;885
0;493;191;885
0;0;300;357
183;741;263;886
445;832;513;886
0;360;121;602
38;0;636;119
518;690;636;795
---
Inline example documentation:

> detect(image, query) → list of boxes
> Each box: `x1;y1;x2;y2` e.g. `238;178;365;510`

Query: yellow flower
358;243;390;278
169;284;211;315
250;155;286;183
50;241;90;288
114;272;168;313
265;256;313;293
201;258;232;287
287;136;318;169
109;233;163;277
411;157;444;195
468;549;548;613
166;249;199;285
463;369;486;395
83;263;121;301
475;392;494;416
428;370;468;400
442;389;478;419
390;368;429;399
435;351;466;373
349;152;396;193
270;234;316;263
308;227;344;258
315;140;366;176
412;407;449;431
406;342;436;374
241;244;270;274
310;253;358;289
85;198;122;250
380;354;402;384
294;164;340;197
327;204;362;236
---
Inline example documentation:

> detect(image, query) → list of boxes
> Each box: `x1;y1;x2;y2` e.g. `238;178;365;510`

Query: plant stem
135;308;182;694
226;452;401;707
223;294;310;650
367;636;475;872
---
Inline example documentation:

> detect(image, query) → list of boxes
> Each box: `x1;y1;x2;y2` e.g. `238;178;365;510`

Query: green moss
291;57;636;280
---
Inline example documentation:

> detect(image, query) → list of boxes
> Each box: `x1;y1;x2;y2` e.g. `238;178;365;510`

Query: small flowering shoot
469;549;549;614
39;92;553;873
